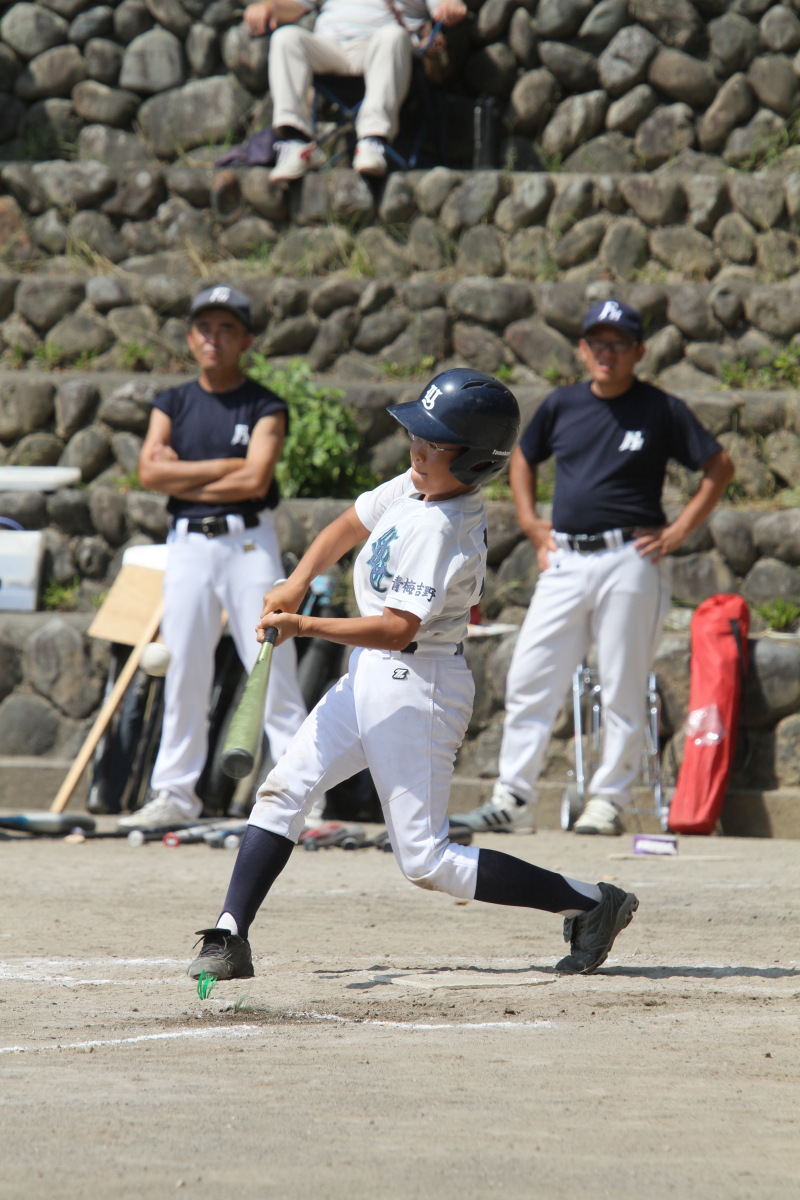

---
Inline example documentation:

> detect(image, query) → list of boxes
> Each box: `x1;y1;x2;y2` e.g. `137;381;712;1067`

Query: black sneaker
555;882;639;975
187;928;254;980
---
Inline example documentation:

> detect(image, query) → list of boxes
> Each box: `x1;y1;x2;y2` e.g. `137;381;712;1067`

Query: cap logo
595;300;623;324
421;384;442;410
208;287;231;303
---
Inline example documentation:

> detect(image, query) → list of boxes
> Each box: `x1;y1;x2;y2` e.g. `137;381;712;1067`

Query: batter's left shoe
188;928;254;980
555;882;639;975
573;796;623;836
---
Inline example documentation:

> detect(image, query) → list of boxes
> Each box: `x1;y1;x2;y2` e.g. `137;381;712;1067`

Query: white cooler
0;530;44;611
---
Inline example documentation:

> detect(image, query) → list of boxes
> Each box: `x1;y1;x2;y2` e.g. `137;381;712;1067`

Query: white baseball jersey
353;470;486;644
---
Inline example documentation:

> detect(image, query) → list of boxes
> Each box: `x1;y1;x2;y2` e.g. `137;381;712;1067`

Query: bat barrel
220;625;279;780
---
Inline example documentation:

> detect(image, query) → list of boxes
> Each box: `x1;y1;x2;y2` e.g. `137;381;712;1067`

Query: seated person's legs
268;24;348;181
352;23;412;176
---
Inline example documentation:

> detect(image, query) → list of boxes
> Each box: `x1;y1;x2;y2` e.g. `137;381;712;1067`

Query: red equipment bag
668;594;750;835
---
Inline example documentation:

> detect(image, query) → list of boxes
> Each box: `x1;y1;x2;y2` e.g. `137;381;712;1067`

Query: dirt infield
2;821;798;1200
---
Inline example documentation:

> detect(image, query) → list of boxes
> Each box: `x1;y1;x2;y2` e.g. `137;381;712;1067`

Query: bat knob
221;748;255;779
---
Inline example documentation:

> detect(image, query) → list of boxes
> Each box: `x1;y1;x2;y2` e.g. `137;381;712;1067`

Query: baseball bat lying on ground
0;813;96;835
220;625;279;779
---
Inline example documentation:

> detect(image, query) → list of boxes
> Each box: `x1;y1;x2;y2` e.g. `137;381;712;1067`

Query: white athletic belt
382;643;464;658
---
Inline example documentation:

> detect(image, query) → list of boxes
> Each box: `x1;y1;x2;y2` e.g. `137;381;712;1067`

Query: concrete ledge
448;776;800;840
0;758;87;812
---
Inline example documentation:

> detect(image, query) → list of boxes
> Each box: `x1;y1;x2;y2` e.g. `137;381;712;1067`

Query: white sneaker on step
573;796;624;836
270;139;325;183
117;790;196;831
353;137;387;176
450;781;535;833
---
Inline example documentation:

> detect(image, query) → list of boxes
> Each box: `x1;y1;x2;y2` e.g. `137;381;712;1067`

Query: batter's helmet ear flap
386;369;521;486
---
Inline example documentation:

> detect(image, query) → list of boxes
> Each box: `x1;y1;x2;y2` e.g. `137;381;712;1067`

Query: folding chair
311;24;448;170
560;663;667;832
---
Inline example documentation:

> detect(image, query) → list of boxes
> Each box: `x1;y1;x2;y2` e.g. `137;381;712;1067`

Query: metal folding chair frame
561;663;667;831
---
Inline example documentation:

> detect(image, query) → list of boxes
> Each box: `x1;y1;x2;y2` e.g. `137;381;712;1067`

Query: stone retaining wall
1;506;799;799
2;0;800;173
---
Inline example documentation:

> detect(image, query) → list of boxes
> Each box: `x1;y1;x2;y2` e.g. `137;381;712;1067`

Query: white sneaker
353;137;387;176
573;796;624;836
303;797;326;832
117;790;196;831
450;781;535;833
269;139;325;183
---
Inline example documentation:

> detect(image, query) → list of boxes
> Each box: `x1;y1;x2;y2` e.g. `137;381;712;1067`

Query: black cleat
555;883;639;974
187;928;254;980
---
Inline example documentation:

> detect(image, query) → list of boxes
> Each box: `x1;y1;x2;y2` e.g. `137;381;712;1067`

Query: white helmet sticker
209;286;231;302
595;300;623;324
421;384;443;410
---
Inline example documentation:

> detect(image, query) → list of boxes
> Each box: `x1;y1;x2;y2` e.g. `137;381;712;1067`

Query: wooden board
0;466;81;492
88;564;164;647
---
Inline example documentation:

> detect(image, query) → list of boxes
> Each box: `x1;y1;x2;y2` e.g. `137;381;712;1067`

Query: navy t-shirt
518;379;722;535
154;377;288;520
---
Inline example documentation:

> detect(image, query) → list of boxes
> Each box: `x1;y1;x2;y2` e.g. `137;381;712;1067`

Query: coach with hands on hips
453;298;735;837
118;285;307;832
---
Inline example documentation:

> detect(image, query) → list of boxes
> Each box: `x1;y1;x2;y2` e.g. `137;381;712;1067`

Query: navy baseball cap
582;299;643;342
189;285;252;330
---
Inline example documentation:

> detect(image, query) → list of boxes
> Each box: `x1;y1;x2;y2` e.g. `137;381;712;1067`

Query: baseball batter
118;285;307;832
188;370;640;982
454;299;735;837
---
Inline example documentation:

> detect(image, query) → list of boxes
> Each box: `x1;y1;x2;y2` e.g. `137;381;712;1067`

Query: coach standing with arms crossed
453;299;735;837
118;285;307;832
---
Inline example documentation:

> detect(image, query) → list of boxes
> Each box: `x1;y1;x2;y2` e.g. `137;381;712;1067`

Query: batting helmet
387;369;520;487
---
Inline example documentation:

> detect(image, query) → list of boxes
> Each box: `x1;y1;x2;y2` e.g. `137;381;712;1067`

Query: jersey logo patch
421;383;442;410
231;423;250;446
367;527;398;593
619;430;644;452
392;667;409;680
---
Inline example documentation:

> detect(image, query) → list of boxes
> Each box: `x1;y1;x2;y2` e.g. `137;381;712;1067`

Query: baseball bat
51;598;164;813
0;813;96;835
220;625;279;779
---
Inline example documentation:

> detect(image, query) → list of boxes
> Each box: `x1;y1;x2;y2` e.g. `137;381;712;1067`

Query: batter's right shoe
187;928;254;980
573;796;624;836
117;791;194;831
450;782;535;833
555;882;639;974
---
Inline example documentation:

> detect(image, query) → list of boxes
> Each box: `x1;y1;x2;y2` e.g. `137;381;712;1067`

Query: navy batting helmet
387;369;520;487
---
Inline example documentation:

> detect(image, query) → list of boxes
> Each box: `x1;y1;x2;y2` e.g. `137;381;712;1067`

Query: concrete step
0;758;87;812
447;776;800;840
5;761;797;840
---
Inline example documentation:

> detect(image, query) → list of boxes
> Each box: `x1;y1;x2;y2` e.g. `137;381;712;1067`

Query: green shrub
247;356;377;498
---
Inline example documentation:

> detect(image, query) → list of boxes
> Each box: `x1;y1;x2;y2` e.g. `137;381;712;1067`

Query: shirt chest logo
619;430;644;452
231;423;250;446
367;527;398;593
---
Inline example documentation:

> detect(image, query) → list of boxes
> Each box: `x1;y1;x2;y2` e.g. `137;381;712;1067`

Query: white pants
249;646;481;898
498;543;670;811
150;517;307;818
269;23;413;141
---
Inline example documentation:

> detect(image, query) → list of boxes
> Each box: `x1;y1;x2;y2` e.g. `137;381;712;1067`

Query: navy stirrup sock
474;848;595;914
218;825;294;939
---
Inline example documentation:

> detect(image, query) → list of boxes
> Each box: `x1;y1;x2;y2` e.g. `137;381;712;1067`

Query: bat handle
262;625;279;648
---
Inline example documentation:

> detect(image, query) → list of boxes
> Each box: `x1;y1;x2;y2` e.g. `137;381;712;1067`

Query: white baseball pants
150;517;307;818
498;543;670;812
268;23;413;141
248;645;481;898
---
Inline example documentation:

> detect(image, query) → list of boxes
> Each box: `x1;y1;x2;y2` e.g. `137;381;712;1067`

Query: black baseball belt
182;513;260;538
560;527;638;554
